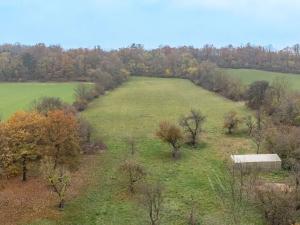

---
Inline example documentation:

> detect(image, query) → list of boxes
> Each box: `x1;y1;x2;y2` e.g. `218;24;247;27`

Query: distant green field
0;82;77;119
224;68;300;89
30;77;264;225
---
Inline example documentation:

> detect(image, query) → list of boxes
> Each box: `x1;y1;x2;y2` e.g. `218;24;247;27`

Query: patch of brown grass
0;154;101;225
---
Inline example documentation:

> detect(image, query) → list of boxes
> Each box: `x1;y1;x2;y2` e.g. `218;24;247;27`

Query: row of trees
116;43;300;76
1;43;300;82
0;44;129;83
72;68;128;111
188;61;245;101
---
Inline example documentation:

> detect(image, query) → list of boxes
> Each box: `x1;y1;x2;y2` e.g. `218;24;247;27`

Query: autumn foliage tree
156;121;183;159
44;110;81;170
4;111;45;181
0;109;82;183
0;122;10;179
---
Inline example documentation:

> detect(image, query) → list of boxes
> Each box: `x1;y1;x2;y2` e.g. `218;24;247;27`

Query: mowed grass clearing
0;82;78;119
29;77;264;225
224;68;300;89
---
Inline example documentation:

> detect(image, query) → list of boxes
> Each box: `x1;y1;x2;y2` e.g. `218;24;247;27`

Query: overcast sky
0;0;299;49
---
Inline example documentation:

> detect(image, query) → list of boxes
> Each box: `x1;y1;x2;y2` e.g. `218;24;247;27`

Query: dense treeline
119;44;300;76
1;43;300;82
0;43;129;83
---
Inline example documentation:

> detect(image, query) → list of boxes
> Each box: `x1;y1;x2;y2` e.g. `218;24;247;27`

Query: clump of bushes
223;111;241;134
72;84;93;111
255;182;299;225
155;109;207;159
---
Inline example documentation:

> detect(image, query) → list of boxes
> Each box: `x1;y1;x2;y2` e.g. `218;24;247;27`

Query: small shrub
120;159;146;193
224;111;240;134
142;183;163;225
156;121;183;159
31;97;65;115
73;99;88;111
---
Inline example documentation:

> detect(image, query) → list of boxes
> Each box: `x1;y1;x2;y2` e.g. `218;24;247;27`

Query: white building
231;154;282;171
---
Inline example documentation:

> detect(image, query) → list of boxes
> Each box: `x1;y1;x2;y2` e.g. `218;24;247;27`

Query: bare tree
126;136;138;156
187;196;200;225
41;158;71;209
244;115;255;135
251;127;264;154
224;111;240;134
143;183;163;225
256;189;297;225
31;97;66;115
209;163;255;225
120;159;146;193
246;81;269;110
255;108;264;131
74;84;93;102
179;109;206;147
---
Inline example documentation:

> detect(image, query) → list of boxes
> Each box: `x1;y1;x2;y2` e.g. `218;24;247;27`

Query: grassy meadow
0;82;78;119
29;77;264;225
224;68;300;89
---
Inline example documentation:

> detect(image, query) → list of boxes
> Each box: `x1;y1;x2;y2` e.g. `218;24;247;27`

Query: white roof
231;154;281;163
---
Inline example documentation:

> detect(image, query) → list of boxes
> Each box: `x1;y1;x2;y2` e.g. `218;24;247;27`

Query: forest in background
1;43;300;82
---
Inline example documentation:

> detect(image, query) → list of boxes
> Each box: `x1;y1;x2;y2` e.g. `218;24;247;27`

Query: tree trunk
53;144;60;169
59;199;65;209
129;171;135;193
22;156;27;182
129;183;135;193
191;135;196;147
172;147;180;159
172;150;176;158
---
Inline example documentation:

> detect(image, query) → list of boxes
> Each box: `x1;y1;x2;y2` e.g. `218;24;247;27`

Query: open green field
0;83;78;119
30;77;264;225
224;68;300;89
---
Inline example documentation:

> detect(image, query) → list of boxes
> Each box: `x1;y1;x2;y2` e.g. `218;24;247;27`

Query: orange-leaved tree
4;111;46;181
156;121;183;159
44;110;81;170
0;121;11;179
